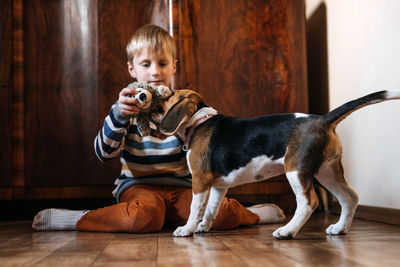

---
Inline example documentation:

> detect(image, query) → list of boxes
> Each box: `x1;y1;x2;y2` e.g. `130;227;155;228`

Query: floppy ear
160;98;197;135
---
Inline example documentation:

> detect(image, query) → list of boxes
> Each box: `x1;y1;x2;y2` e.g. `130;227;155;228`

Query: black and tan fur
150;89;400;239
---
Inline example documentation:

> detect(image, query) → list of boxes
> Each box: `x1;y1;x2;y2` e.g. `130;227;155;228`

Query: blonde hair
126;24;176;63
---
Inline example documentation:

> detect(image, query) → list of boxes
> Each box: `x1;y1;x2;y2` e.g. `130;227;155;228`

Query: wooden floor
1;214;399;267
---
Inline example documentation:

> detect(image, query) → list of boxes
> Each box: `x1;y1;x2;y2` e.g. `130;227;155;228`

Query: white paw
173;226;194;237
326;223;347;235
272;226;295;240
195;221;211;233
157;85;172;98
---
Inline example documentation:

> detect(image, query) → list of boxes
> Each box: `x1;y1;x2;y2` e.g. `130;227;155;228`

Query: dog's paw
173;226;194;237
272;226;295;240
325;223;347;235
195;221;212;233
157;85;172;98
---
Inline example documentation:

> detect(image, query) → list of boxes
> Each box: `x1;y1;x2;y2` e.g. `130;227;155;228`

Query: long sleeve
94;102;130;162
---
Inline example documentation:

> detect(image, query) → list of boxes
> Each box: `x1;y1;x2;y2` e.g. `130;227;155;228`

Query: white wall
306;0;400;209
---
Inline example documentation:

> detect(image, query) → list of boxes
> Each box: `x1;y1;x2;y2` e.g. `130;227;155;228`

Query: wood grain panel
175;0;308;117
12;0;25;187
0;186;112;200
22;0;104;186
1;0;173;198
0;0;13;187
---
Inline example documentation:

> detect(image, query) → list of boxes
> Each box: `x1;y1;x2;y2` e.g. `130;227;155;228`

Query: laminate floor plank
157;234;246;267
0;214;399;266
218;234;300;266
93;234;158;266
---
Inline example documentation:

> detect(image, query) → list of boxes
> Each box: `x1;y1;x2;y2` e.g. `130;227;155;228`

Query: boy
32;24;285;233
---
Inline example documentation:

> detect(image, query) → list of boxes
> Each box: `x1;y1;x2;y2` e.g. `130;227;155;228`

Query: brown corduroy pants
76;185;259;233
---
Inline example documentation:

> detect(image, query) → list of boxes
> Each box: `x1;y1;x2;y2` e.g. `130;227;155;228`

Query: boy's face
128;49;177;88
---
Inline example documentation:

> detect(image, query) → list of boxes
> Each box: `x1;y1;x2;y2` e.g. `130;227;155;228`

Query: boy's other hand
118;87;141;116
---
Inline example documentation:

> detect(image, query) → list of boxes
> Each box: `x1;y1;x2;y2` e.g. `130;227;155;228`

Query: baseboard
0;198;115;221
332;203;400;225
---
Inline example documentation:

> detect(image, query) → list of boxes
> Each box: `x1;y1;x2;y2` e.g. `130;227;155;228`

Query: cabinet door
2;0;171;199
173;0;307;210
0;0;13;189
174;0;308;116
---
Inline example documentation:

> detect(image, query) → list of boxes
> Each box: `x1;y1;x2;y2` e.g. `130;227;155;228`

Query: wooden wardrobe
0;0;307;216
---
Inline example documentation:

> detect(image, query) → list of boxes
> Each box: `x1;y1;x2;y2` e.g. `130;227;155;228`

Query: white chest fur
213;155;285;188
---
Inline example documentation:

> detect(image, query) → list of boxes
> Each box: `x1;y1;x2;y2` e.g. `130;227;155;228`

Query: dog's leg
273;171;319;239
173;188;210;237
196;186;228;233
316;159;359;235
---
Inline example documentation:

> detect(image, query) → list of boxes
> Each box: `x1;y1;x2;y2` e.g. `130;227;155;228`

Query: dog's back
158;89;400;239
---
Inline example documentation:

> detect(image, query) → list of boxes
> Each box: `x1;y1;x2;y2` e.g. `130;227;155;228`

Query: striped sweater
94;102;191;201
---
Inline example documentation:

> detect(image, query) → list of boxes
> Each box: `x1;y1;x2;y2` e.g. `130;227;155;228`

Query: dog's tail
323;90;400;127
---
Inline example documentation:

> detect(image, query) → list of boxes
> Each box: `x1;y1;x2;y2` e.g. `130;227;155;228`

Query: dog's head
156;89;205;136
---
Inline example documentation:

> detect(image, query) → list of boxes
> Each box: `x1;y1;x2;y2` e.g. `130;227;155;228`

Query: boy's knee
212;198;241;230
126;199;165;233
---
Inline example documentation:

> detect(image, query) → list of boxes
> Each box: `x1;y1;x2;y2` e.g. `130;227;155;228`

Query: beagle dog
152;89;400;239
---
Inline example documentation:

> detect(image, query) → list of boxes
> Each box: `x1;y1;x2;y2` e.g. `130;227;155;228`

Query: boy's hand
118;87;141;116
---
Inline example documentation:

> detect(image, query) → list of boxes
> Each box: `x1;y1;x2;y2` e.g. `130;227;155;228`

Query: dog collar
182;108;217;151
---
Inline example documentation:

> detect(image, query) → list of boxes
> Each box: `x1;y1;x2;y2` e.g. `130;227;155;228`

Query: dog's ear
160;98;197;135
